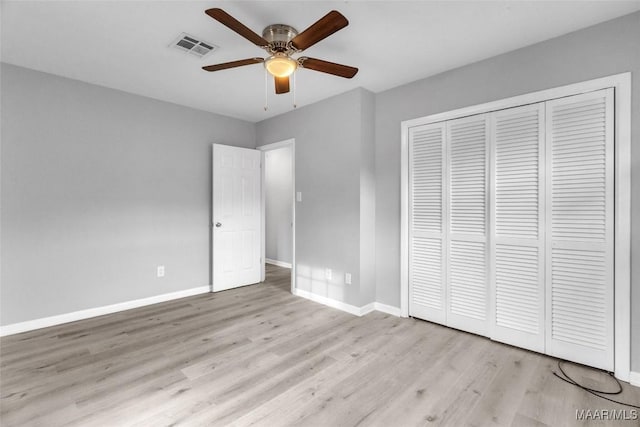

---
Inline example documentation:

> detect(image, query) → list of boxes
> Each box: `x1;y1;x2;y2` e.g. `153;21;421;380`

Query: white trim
400;122;409;318
401;73;632;128
292;289;400;318
613;74;631;382
258;139;296;295
360;303;376;316
374;302;402;317
400;72;631;381
294;288;366;316
0;286;210;337
257;139;295;151
629;372;640;387
291;142;296;295
265;258;292;269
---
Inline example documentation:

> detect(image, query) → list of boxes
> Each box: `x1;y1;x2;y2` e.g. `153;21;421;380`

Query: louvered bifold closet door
489;104;545;352
446;115;489;335
409;123;446;323
545;89;614;371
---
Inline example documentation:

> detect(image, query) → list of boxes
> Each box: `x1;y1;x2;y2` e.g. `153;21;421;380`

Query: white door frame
400;73;631;381
258;138;296;294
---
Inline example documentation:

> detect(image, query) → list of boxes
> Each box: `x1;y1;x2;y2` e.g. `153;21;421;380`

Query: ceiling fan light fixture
203;9;357;97
265;54;297;78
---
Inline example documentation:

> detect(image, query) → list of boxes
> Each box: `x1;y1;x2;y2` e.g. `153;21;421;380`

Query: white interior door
545;89;614;371
212;143;262;292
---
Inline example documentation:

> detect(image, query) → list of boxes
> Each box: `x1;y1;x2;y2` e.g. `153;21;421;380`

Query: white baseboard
374;302;402;317
360;303;376;316
292;289;401;318
293;288;366;316
265;258;292;269
630;371;640;387
0;286;211;337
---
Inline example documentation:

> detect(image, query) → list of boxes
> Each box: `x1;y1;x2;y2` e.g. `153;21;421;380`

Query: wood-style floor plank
1;265;638;426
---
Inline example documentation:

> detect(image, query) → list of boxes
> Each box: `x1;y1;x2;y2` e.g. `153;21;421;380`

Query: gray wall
359;90;376;305
0;63;255;325
265;145;293;264
374;12;640;369
257;88;375;307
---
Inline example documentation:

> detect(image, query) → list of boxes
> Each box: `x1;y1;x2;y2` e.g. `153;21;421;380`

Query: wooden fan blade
202;58;264;72
205;8;269;47
275;76;290;94
290;10;348;51
299;57;358;78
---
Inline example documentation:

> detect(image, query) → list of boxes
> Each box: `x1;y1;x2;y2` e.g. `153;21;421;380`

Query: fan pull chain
264;69;268;111
293;72;297;109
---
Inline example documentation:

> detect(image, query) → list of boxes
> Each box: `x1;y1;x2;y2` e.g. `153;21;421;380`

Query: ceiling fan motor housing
262;24;298;53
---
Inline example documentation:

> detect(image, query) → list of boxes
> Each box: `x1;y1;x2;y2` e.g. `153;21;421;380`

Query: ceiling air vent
170;33;218;58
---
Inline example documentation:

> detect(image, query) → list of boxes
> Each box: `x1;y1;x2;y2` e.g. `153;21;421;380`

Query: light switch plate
296;191;302;202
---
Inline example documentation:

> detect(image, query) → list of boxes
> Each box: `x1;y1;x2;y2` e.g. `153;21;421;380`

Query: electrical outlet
157;265;165;278
345;273;352;285
325;268;332;280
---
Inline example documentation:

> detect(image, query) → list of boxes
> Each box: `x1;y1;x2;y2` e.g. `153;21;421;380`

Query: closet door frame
400;72;631;381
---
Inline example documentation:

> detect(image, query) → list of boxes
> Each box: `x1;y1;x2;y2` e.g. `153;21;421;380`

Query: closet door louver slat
545;89;614;371
409;123;446;323
490;104;545;352
446;115;489;335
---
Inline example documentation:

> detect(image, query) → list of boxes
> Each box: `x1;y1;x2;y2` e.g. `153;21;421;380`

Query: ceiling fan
202;8;358;94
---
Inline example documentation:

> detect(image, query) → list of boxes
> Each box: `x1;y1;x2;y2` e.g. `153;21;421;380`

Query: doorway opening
259;139;295;293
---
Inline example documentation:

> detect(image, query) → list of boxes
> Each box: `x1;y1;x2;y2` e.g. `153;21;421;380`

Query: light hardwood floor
1;265;638;426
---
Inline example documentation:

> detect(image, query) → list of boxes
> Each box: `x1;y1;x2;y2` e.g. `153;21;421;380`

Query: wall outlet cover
157;265;165;278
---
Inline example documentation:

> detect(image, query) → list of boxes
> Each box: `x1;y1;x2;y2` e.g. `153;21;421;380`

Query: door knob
215;222;222;228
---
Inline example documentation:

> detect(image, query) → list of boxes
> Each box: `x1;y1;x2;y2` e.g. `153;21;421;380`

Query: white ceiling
2;1;639;122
